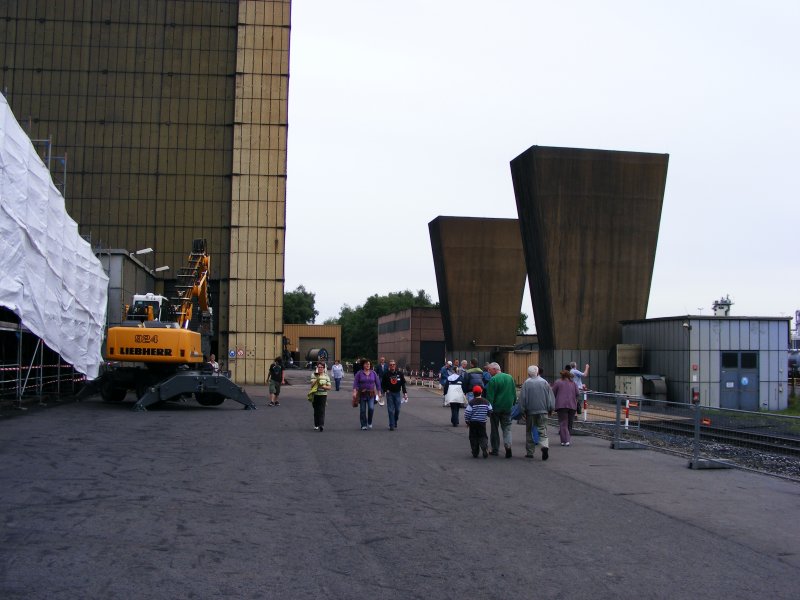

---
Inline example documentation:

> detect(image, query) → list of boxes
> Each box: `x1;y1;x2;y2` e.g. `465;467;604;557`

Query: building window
740;352;757;369
378;318;410;334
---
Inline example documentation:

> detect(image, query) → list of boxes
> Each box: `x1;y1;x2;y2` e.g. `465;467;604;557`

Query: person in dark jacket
381;359;407;431
462;358;486;400
375;356;389;406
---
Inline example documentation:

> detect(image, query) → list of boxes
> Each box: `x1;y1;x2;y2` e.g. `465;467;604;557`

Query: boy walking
464;385;492;458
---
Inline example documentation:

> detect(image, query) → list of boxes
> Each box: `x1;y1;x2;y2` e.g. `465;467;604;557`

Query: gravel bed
572;422;800;481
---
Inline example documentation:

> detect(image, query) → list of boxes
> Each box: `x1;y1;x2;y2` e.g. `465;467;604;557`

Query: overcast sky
285;0;799;331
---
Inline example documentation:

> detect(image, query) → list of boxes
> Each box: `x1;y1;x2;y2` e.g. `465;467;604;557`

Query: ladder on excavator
171;238;212;335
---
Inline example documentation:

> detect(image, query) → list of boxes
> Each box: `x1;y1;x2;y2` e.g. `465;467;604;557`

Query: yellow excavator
88;239;254;411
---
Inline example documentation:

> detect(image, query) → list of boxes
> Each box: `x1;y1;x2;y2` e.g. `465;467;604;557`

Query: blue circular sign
740;376;749;386
229;349;236;359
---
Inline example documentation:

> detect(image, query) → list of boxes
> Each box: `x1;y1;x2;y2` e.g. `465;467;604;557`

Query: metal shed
620;316;790;410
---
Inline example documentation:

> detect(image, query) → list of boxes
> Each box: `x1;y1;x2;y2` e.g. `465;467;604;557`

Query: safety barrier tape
0;364;74;371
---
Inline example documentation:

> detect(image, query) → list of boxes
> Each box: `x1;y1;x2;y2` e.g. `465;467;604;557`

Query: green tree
283;285;318;324
517;312;529;335
331;290;436;359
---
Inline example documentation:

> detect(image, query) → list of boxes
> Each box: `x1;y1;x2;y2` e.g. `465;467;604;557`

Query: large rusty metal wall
510;145;668;353
0;0;290;384
429;217;527;351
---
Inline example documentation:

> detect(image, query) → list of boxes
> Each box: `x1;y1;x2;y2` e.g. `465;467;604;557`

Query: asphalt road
1;372;799;599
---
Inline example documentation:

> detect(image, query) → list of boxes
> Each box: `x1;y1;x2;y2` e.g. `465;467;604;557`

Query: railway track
552;400;800;480
636;419;800;456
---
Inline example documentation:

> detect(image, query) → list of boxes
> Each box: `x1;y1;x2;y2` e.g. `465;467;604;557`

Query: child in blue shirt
464;385;493;458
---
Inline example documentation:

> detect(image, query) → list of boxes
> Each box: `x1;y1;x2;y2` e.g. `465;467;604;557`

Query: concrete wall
428;216;526;351
0;1;290;384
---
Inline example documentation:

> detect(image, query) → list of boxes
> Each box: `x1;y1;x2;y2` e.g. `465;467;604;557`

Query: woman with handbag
309;362;331;431
352;359;382;430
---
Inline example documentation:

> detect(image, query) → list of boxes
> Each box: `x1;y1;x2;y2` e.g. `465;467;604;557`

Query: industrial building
0;0;291;385
282;323;342;368
620;315;791;410
377;307;445;373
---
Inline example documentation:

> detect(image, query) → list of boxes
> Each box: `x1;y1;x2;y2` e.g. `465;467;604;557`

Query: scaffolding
0;316;83;408
9;100;69;198
0;99;78;406
29;135;67;198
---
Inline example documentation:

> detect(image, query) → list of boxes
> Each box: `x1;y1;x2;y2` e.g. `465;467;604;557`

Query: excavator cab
124;294;179;325
125;295;161;323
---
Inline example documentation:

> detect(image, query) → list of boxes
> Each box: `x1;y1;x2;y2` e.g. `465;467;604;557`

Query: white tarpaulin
0;93;108;379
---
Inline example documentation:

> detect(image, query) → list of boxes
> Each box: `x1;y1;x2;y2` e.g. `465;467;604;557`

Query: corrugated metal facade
621;316;790;409
496;351;540;386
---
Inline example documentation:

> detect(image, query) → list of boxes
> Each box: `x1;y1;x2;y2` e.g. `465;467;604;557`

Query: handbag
308;378;320;403
351;389;359;408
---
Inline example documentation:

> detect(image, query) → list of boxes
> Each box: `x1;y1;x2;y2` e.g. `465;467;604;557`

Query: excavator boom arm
174;239;211;329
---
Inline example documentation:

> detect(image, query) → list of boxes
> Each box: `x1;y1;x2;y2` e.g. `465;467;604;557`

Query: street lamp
130;248;168;276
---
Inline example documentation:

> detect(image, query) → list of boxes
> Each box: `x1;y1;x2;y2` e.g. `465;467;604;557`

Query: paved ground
1;372;799;599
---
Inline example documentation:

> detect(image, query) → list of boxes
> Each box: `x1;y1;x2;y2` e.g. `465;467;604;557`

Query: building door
420;341;445;373
720;351;759;410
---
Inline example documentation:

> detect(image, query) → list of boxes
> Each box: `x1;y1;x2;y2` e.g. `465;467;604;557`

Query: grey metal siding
620;317;789;409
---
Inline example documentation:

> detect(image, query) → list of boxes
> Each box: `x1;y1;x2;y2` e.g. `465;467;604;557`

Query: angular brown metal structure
429;217;527;351
510;146;669;354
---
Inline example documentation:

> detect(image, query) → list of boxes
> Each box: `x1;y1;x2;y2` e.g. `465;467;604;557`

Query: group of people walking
515;361;590;455
305;356;409;432
272;353;590;457
440;358;589;460
440;359;491;427
438;359;520;458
